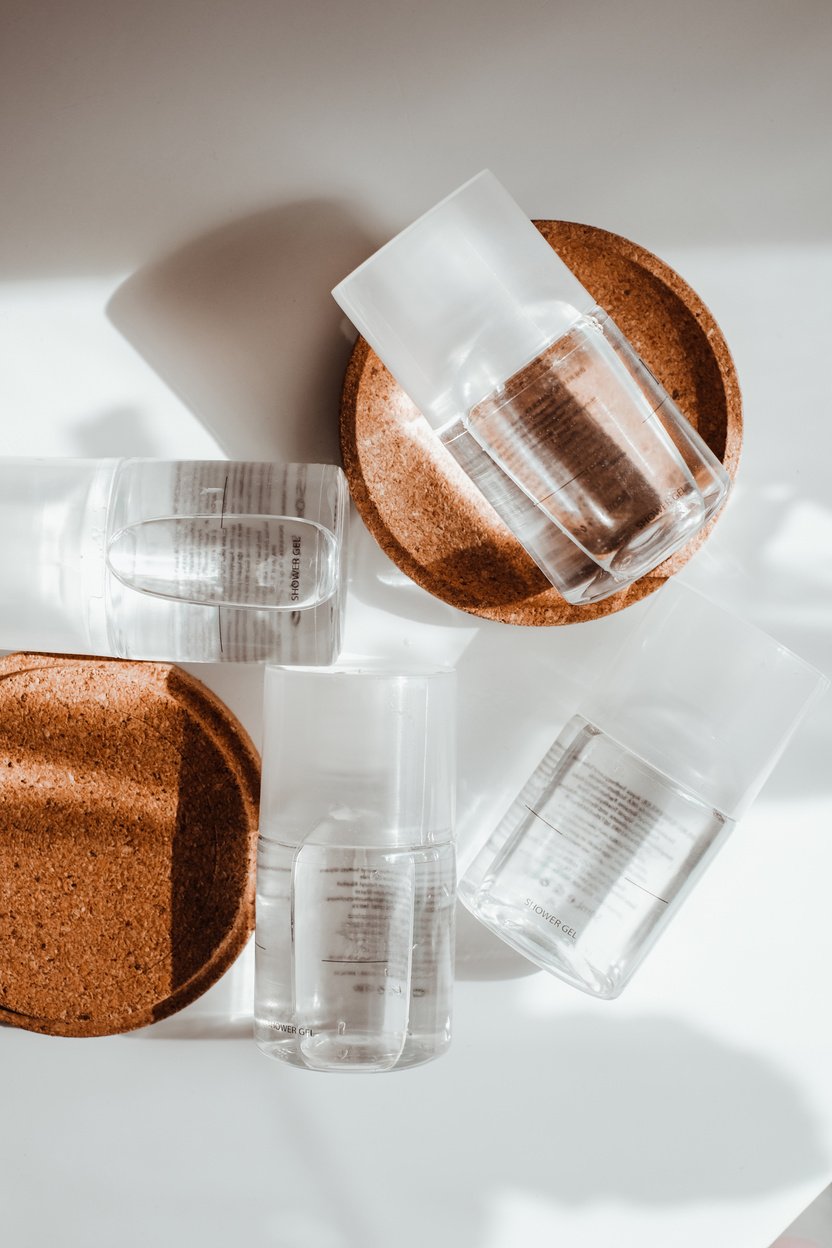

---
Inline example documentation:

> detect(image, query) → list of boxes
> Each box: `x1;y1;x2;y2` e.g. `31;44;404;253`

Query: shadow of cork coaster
0;654;260;1037
340;221;743;625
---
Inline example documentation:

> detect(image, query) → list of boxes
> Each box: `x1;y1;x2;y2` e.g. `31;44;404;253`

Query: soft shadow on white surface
454;902;540;980
5;1006;824;1248
68;406;164;458
1;0;830;279
432;1013;828;1206
247;1006;829;1248
107;200;375;463
135;943;257;1041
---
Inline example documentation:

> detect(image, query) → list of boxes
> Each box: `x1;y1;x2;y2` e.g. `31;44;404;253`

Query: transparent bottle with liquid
0;458;348;663
254;665;456;1072
333;171;730;605
459;582;828;997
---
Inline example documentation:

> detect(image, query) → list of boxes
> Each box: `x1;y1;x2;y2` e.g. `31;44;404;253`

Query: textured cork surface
0;654;260;1037
340;220;743;625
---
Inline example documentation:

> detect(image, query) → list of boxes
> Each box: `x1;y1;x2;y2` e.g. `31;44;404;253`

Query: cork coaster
340;221;743;625
0;654;260;1037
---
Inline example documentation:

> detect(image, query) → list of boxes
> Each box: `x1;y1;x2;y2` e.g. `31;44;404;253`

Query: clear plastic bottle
0;459;348;663
459;583;828;997
254;665;456;1072
333;172;730;605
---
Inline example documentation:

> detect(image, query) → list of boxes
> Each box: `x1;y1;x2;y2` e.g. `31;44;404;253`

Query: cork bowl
340;221;743;625
0;654;260;1037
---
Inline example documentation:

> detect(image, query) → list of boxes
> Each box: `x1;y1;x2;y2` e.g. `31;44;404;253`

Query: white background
1;3;831;1246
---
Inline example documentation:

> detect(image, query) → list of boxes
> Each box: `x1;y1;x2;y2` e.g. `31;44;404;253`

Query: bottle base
608;493;705;583
254;1023;450;1072
458;890;626;1001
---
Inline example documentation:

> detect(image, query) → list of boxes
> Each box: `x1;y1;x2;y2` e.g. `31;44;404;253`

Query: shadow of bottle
107;198;377;464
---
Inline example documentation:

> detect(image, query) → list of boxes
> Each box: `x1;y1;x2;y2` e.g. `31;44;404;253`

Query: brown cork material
340;221;743;625
0;654;260;1037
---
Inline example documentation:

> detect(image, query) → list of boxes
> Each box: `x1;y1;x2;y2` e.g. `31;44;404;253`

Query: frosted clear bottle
333;172;730;605
254;666;456;1072
0;458;348;663
460;583;828;997
460;716;729;998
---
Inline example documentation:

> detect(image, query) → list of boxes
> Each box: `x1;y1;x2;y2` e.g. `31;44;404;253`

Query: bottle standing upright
254;664;457;1072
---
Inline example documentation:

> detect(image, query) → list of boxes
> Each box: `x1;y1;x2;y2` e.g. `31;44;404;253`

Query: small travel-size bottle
459;582;828;998
333;171;730;605
0;458;348;663
254;665;456;1072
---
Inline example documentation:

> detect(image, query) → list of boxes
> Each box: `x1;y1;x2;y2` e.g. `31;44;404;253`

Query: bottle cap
582;581;829;817
332;171;593;431
0;459;116;655
260;664;456;848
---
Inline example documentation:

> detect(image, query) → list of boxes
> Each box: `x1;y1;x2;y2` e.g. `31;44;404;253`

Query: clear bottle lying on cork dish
459;583;828;998
0;458;348;663
333;171;731;605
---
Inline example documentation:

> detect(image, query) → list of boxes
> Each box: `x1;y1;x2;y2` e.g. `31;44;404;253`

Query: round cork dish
0;654;260;1038
340;221;743;625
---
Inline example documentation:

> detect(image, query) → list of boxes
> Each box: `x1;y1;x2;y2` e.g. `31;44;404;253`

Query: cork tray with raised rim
340;221;743;625
0;654;260;1037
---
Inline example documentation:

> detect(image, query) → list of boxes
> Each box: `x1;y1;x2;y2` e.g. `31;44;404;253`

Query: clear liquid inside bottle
440;416;619;605
104;461;347;663
107;515;338;609
0;458;348;663
460;717;730;998
255;831;455;1072
441;311;729;602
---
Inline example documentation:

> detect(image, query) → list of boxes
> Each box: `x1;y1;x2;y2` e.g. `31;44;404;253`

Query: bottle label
105;461;343;662
466;317;700;575
479;720;727;947
293;847;415;1005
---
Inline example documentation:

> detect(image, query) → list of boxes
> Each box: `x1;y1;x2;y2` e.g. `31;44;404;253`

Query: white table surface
2;4;831;1246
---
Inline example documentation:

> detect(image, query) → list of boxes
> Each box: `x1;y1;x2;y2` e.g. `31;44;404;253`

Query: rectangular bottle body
0;459;348;663
106;460;348;663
